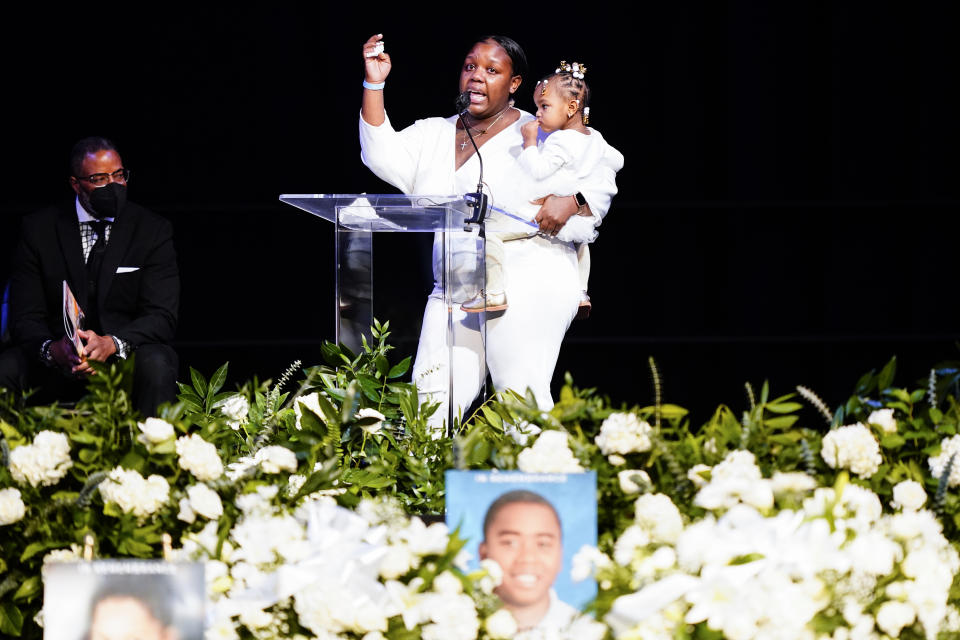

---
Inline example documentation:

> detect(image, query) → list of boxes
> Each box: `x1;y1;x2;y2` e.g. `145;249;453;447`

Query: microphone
455;91;471;114
455;92;488;224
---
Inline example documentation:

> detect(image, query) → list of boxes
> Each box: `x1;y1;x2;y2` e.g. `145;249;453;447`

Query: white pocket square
116;266;140;274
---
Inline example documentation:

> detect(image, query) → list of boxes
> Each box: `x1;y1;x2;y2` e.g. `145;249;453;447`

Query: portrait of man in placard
42;560;204;640
445;470;597;634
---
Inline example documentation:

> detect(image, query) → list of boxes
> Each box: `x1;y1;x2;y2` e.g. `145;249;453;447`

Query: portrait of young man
445;470;597;634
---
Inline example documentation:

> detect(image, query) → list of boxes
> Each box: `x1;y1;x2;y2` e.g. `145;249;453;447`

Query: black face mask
87;182;127;219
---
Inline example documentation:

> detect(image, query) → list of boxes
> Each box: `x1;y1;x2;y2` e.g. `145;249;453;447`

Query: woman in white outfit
358;33;618;426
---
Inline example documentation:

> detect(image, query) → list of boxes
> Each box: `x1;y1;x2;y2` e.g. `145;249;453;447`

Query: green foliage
4;323;960;639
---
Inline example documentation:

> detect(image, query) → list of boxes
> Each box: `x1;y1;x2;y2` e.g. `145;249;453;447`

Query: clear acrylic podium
278;193;536;431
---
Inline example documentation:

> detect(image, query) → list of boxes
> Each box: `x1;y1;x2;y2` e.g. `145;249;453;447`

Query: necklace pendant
459;139;468;151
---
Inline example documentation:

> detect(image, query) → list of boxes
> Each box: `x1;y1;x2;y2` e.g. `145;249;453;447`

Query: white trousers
412;235;580;427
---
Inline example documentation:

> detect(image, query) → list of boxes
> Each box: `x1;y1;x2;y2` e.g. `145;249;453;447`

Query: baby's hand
521;120;539;146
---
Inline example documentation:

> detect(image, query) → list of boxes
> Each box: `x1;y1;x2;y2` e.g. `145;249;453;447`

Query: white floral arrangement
597;469;960;640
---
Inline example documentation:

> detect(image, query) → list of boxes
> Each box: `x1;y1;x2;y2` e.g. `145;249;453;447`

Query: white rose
187;484;224;520
618;469;651;494
595;412;653;455
254;446;298;474
0;488;27;525
177;497;196;524
357;407;386;434
9;430;73;487
379;545;417;579
217;395;250;422
136;417;175;445
517;430;584;473
875;601;916;637
176;433;224;481
891;480;926;511
484;609;517;639
687;464;711;488
867;408;897;434
432;571;462;595
99;467;169;518
294;393;324;430
635;493;684;544
238;608;273;629
821;423;882;478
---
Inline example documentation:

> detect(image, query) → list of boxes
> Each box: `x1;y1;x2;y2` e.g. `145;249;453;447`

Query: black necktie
86;220;109;330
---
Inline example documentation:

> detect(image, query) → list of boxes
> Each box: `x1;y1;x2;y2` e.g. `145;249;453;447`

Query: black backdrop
2;4;958;422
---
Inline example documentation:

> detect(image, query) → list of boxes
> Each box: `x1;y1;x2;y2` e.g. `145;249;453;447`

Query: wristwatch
572;192;587;212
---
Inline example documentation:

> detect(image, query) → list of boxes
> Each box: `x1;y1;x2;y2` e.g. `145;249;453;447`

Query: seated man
0;136;179;416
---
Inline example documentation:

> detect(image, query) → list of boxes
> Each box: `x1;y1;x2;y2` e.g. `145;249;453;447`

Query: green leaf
208;362;229;397
0;602;23;636
179;396;204;414
20;540;68;562
764;402;803;414
78;448;99;464
190;367;208;398
374;355;390;378
877;357;897;391
119;451;147;473
67;430;102;444
480;405;503;429
881;434;907;449
659;404;689;419
763;415;799;429
12;576;41;603
387;356;412;380
342;468;396;489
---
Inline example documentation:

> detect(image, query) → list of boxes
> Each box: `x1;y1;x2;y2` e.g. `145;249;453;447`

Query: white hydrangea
484;609;517;639
867;408;897;434
820;423;882;478
516;430;584;473
418;591;480;640
9;430;73;487
99;467;169;518
478;558;503;594
635;493;684;544
928;434;960;488
595;412;653;456
0;487;27;525
176;433;224;481
770;471;817;494
891;480;926;511
614;524;652;566
693;450;774;512
136;417;175;445
571;544;613;582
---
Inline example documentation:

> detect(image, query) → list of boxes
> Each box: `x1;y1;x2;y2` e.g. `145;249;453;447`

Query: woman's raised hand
363;34;391;83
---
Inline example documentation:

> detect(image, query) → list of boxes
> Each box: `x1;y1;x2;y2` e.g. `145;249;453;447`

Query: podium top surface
279;193;537;233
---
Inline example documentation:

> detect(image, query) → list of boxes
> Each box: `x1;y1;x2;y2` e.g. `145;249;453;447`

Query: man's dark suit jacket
9;199;179;358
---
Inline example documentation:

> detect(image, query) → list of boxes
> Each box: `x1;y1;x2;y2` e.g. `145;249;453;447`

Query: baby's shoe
575;291;591;320
461;290;508;313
